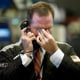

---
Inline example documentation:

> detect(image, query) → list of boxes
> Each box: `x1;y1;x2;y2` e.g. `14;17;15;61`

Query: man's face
30;12;53;36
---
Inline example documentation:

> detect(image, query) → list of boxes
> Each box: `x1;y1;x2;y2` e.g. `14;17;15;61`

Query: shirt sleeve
20;54;33;67
50;48;64;68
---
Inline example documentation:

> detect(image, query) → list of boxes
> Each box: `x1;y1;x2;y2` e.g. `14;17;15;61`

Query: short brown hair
27;1;54;21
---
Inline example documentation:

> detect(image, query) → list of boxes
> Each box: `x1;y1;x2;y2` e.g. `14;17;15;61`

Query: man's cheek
31;29;38;36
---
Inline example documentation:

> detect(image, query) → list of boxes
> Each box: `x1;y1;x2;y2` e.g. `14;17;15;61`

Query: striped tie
33;49;42;80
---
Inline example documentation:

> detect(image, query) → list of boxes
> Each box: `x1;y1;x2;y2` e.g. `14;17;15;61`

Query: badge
70;55;80;62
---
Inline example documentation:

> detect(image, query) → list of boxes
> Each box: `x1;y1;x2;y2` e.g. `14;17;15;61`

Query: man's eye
45;28;48;30
45;27;51;30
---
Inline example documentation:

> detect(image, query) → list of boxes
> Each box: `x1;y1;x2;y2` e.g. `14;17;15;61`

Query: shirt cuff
20;54;32;67
50;48;64;68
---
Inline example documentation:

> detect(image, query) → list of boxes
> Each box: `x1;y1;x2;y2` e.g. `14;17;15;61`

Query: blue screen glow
0;29;10;37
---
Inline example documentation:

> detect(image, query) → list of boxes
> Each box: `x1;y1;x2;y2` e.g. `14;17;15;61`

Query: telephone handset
20;21;30;32
20;20;40;50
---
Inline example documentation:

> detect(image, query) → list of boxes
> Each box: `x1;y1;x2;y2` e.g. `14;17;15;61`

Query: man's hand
36;29;58;55
21;27;36;55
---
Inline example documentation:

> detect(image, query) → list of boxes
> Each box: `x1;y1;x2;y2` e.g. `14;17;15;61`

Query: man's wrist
50;48;64;68
20;54;32;67
24;50;33;53
24;50;33;58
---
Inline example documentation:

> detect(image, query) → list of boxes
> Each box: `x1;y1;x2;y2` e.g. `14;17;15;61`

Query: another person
67;21;80;57
0;1;80;80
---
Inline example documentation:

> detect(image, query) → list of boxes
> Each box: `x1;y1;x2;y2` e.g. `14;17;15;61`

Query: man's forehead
32;12;53;24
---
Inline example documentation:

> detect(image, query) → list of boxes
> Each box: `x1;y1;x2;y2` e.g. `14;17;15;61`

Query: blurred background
0;0;80;56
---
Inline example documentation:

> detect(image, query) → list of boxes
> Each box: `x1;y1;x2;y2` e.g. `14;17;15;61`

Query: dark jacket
68;35;80;57
0;42;80;80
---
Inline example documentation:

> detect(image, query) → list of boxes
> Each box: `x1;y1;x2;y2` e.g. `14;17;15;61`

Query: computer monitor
0;23;11;48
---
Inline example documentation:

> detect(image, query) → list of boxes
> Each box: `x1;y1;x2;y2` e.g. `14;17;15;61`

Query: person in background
67;21;80;57
0;1;80;80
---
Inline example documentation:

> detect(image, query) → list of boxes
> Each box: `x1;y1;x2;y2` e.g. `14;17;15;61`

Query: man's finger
31;36;36;41
21;27;27;36
36;36;42;46
38;32;44;42
41;29;50;38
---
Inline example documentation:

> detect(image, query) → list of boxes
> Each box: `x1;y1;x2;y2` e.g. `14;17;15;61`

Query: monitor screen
0;23;11;47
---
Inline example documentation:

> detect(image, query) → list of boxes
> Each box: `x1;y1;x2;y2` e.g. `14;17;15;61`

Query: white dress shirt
20;48;64;77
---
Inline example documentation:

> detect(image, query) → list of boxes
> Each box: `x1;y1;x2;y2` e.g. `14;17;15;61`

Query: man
67;22;80;57
0;1;80;80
